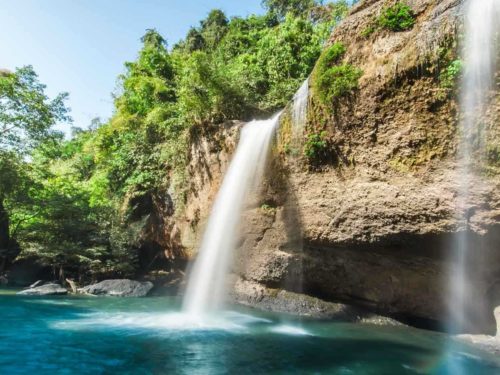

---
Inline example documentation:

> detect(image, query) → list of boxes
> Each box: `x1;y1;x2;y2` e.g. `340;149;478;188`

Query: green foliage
176;51;248;124
303;131;329;161
200;9;229;49
262;0;316;19
0;66;70;154
172;2;350;120
440;59;463;89
260;203;276;215
317;42;347;67
360;25;376;38
312;42;363;107
10;132;141;281
1;2;355;280
318;64;363;99
0;66;70;268
377;2;415;32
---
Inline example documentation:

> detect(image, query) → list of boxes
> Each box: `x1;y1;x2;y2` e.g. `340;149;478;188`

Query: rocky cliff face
148;0;500;334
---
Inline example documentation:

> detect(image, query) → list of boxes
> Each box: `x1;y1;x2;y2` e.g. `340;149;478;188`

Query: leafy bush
317;42;347;68
312;42;363;107
315;64;363;105
303;131;329;161
377;2;415;32
262;0;316;19
440;59;463;89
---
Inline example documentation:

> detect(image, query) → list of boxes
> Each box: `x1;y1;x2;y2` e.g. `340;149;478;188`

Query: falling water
291;78;310;147
183;113;280;316
450;0;500;334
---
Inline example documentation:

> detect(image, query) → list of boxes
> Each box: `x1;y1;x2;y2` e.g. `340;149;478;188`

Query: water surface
1;289;498;374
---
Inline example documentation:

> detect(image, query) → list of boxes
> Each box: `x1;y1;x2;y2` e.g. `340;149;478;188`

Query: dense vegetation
0;0;350;283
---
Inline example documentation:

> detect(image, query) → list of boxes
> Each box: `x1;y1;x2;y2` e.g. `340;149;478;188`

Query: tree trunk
0;197;9;270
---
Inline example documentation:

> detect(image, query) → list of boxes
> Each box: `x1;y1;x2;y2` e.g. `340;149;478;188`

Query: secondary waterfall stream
183;113;280;316
450;0;500;333
291;78;309;150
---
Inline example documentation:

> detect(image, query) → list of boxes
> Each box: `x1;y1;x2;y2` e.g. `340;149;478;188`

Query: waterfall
291;78;309;148
183;113;280;316
450;0;500;333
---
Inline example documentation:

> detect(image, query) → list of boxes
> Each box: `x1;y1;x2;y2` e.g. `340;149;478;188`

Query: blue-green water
1;289;499;374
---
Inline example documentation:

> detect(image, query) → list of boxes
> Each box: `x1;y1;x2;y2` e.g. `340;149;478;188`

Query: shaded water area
1;290;500;374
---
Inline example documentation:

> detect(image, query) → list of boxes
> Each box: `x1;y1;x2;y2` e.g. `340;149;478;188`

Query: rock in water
28;280;44;289
79;279;153;297
17;283;67;296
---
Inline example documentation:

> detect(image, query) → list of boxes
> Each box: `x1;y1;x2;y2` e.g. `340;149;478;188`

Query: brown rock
147;0;500;334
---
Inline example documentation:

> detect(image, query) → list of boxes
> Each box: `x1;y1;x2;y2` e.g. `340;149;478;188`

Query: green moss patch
311;42;363;109
360;2;415;38
378;2;415;31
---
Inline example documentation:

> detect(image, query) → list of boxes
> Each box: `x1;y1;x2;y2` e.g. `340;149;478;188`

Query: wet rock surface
17;283;67;296
79;279;154;297
232;278;403;326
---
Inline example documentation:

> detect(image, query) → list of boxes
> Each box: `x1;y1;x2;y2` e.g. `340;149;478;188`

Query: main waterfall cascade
450;0;500;333
183;113;281;316
183;77;309;317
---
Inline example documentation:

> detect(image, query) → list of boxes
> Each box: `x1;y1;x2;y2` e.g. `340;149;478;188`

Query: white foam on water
51;310;272;333
270;324;313;336
29;300;73;306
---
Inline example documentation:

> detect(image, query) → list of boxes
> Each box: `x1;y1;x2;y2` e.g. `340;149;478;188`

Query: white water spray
450;0;500;333
183;114;280;316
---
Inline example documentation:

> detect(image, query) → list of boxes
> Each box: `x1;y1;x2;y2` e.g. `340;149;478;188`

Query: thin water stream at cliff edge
1;290;499;374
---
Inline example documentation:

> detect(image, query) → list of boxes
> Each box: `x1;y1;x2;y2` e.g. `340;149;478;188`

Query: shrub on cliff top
377;2;415;32
312;42;363;107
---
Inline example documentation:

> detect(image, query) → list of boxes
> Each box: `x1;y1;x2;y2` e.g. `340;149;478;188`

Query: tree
200;9;229;48
0;66;70;153
0;66;70;270
118;30;176;116
262;0;317;19
185;28;206;52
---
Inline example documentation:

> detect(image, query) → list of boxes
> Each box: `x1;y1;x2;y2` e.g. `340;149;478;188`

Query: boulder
17;283;67;296
79;279;153;297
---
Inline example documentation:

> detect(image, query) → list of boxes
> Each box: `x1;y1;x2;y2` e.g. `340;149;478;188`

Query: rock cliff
145;0;500;334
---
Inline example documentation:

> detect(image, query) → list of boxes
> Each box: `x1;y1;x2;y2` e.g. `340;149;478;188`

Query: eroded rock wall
152;0;500;333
